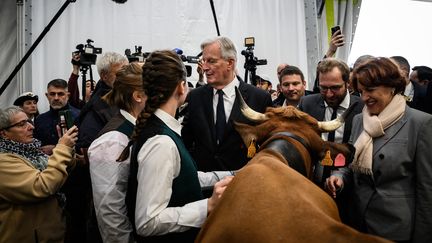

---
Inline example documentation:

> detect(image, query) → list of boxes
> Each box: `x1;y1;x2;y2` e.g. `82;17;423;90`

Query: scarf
350;94;406;175
0;137;48;171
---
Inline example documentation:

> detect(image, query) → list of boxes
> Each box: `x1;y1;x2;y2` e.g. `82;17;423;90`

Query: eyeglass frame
1;119;34;130
318;83;345;93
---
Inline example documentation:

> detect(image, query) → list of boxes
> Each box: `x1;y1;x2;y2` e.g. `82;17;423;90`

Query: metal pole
0;0;76;96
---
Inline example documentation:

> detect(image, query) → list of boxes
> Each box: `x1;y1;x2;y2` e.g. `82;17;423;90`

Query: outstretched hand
325;175;344;198
207;176;234;214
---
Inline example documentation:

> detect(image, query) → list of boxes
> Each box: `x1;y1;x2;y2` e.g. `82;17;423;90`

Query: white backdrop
25;0;308;112
348;0;432;68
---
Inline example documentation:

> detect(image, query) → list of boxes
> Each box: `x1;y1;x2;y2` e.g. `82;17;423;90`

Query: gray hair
0;107;23;130
201;36;237;62
96;52;128;75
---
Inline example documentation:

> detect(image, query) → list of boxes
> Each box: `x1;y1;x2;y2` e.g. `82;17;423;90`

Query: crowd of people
1;32;432;243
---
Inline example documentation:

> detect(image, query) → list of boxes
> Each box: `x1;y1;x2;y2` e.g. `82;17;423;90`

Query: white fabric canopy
5;0;308;112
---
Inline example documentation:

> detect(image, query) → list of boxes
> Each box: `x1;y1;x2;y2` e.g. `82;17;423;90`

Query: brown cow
195;90;391;243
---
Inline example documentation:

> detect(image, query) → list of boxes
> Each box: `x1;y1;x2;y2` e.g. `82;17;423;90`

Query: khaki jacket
0;144;75;243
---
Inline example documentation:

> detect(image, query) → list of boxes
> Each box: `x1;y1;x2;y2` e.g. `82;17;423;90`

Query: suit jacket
341;107;432;242
408;81;427;112
298;93;363;143
181;80;273;172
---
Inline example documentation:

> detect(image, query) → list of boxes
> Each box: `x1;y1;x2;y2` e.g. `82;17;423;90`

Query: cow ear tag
247;139;256;158
321;150;333;166
334;153;346;167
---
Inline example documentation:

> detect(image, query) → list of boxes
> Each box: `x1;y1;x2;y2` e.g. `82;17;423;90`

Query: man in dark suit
273;65;312;107
182;36;273;172
390;56;427;112
298;58;363;223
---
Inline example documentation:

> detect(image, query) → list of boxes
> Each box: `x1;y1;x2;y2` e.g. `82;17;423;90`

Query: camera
173;48;201;77
241;37;267;85
125;46;150;63
73;39;102;66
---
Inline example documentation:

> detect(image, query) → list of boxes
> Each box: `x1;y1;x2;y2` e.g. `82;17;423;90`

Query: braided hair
117;50;187;161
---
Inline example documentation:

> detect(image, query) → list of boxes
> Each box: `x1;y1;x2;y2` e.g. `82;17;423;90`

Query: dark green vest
127;115;203;243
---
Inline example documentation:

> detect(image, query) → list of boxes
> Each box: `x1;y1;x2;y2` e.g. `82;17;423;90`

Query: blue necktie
215;90;226;144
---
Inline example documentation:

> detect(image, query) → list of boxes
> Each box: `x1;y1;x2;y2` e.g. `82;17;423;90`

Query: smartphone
331;25;341;36
59;110;74;136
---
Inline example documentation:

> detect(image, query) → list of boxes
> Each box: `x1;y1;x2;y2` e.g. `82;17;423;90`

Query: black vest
127;115;203;243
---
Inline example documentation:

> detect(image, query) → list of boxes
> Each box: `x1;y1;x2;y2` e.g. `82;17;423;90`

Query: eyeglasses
2;119;33;130
319;84;344;93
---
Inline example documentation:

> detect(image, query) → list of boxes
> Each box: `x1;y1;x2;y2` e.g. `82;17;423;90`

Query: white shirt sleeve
88;131;133;243
135;135;208;237
197;171;233;187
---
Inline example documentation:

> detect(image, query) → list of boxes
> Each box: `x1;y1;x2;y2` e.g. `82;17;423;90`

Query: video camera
173;48;201;77
125;46;150;63
241;37;267;85
73;39;102;66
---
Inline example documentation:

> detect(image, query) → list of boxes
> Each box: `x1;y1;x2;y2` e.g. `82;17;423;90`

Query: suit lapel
373;114;407;155
202;85;217;143
342;96;361;143
316;96;326;121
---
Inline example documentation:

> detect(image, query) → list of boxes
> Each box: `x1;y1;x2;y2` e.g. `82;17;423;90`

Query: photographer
68;52;96;109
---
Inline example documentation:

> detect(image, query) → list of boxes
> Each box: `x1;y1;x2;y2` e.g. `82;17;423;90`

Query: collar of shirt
154;109;182;135
404;81;414;98
323;90;350;112
212;76;239;96
120;109;136;124
212;77;239;123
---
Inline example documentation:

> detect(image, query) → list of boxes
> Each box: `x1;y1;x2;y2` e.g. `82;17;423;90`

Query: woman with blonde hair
88;62;147;243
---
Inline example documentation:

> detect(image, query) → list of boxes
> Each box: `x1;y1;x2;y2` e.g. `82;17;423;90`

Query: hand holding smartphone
331;25;341;36
59;110;74;136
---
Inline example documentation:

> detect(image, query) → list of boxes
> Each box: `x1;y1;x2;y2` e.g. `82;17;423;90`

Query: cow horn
236;87;269;122
317;119;343;132
318;102;359;132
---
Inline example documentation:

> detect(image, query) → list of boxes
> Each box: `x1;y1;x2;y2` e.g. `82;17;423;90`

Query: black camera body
73;39;102;66
241;37;267;85
241;37;267;68
125;46;150;63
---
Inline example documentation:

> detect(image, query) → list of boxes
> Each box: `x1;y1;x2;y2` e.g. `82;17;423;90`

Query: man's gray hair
96;52;128;75
0;107;23;130
201;36;237;62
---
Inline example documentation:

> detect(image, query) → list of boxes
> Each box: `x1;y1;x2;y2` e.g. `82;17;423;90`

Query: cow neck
259;132;311;177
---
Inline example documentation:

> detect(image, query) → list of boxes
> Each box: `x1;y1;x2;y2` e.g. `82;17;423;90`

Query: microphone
173;48;183;55
112;0;127;3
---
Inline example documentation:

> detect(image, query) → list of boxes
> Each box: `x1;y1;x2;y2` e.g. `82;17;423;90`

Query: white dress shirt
135;109;232;237
322;92;350;143
212;77;240;123
88;110;135;243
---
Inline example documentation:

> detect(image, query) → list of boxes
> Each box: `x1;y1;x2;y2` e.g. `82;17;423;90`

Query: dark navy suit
182;79;273;172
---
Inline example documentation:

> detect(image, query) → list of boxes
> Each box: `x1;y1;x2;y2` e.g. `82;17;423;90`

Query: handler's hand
207;176;234;214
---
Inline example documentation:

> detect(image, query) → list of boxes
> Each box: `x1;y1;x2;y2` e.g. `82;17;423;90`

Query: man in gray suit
299;58;363;181
298;58;363;223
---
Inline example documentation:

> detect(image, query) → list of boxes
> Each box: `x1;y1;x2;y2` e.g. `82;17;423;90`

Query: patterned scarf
350;94;406;175
0;136;48;171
